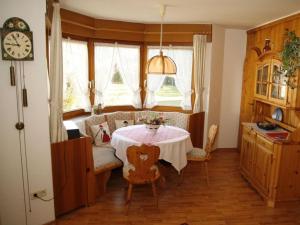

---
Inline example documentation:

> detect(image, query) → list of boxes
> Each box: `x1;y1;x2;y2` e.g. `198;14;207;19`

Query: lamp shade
146;51;177;75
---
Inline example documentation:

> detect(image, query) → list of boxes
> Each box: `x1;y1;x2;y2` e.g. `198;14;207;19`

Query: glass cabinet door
269;60;287;104
255;64;269;99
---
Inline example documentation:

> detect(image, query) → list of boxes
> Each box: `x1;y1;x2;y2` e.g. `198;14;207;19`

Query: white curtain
145;47;193;109
170;48;193;110
49;3;68;143
193;35;207;113
94;43;116;106
117;44;141;108
62;39;90;111
144;75;166;108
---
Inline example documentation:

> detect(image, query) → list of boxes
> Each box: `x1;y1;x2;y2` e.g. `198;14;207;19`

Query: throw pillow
115;119;134;129
90;122;111;146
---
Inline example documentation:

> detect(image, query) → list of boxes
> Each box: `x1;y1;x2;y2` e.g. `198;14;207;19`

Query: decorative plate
272;107;283;122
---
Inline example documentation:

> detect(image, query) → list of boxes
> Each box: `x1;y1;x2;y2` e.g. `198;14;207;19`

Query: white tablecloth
111;125;193;172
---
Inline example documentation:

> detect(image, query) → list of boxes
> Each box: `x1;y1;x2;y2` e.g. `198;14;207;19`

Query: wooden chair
123;144;160;212
187;124;218;185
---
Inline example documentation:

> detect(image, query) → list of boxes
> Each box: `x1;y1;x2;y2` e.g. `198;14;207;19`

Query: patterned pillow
115;120;134;129
106;112;133;133
85;115;106;137
90;122;111;146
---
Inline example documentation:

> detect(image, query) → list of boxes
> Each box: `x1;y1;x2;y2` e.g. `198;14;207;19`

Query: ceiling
60;0;300;28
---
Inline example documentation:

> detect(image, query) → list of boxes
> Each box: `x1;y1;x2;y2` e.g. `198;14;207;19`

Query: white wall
218;29;246;148
205;25;246;149
0;0;55;225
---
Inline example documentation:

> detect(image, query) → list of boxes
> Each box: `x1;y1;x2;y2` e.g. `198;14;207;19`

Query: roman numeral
7;47;11;51
25;49;29;52
12;51;15;55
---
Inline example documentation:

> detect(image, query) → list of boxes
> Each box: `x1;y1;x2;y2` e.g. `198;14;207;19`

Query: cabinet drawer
257;135;273;151
243;126;256;139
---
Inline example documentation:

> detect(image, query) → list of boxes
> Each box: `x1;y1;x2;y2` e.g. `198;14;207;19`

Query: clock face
3;31;32;60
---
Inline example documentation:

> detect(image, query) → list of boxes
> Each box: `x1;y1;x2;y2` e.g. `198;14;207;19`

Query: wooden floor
50;149;300;225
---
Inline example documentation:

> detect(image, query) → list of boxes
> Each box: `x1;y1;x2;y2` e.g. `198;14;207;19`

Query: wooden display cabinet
254;53;300;109
240;123;300;207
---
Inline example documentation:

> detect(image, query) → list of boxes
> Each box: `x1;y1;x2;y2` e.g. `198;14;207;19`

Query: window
94;43;141;108
62;39;90;112
145;46;193;109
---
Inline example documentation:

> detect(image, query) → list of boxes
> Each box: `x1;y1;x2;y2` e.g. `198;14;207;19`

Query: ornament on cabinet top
1;17;34;61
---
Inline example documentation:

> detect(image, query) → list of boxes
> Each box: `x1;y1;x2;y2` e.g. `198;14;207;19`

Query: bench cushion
93;145;122;173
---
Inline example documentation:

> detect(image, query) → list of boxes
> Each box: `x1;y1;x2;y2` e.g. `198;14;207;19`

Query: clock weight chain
14;61;32;216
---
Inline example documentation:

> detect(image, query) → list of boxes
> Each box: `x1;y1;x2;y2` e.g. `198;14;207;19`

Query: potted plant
280;30;300;89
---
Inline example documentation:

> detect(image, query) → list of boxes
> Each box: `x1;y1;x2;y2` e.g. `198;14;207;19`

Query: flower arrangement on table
137;113;169;130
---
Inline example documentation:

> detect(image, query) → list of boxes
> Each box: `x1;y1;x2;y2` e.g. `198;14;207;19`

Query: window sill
147;106;192;113
63;109;90;120
63;106;192;120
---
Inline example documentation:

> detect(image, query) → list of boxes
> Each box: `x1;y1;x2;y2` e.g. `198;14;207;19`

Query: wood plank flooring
50;149;300;225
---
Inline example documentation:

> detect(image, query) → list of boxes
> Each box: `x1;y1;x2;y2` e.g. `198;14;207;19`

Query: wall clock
1;17;34;61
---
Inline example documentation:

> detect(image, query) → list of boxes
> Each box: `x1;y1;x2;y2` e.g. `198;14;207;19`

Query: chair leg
178;167;185;186
151;181;158;207
204;162;209;185
126;183;133;214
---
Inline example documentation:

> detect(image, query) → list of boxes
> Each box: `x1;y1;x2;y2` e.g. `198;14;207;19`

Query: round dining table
111;124;193;172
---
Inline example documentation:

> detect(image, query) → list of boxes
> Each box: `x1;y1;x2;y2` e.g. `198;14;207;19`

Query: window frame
58;34;194;118
62;38;90;113
93;42;142;108
145;45;194;110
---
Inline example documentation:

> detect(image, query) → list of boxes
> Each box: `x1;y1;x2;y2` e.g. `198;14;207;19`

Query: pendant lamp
146;5;177;75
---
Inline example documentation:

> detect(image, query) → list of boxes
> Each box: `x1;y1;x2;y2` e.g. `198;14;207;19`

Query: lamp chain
159;5;166;52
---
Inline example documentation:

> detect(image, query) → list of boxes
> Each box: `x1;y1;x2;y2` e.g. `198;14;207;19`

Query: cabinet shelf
258;51;279;61
254;98;300;111
264;116;296;132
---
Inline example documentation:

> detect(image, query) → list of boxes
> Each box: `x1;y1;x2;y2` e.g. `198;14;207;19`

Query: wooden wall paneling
60;9;212;44
84;136;97;205
144;24;212;43
51;137;88;216
61;22;94;38
61;9;95;28
188;112;205;148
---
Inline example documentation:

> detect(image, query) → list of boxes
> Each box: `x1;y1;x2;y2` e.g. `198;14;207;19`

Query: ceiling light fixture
146;5;177;75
